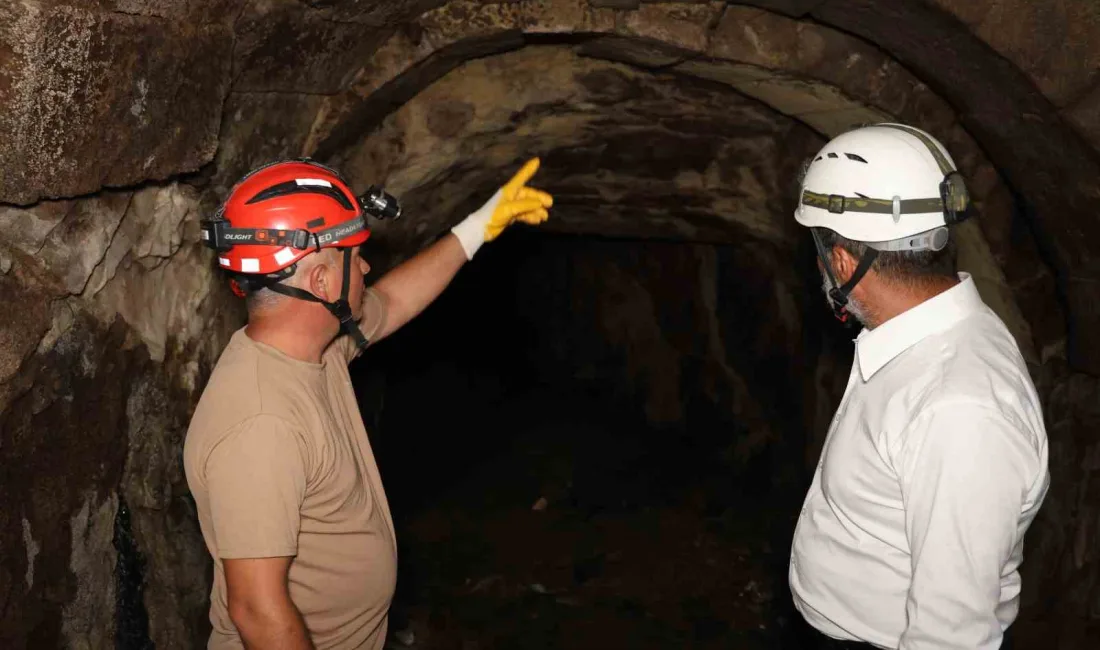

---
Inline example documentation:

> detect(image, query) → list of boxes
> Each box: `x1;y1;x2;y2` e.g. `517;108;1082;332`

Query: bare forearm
371;232;467;339
231;598;315;650
368;158;551;341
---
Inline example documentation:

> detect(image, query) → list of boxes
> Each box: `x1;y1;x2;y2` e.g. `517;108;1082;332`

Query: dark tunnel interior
351;227;860;648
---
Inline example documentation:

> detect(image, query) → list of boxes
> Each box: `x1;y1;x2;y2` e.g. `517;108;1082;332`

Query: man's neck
245;315;333;364
862;275;960;330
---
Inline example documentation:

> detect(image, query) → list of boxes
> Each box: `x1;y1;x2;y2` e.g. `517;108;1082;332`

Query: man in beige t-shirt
185;158;552;649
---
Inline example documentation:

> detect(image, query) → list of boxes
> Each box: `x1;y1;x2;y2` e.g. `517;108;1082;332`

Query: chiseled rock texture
0;180;237;649
0;0;1099;647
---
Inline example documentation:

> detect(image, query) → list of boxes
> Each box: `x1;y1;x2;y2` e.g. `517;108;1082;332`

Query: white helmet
796;123;971;323
794;123;970;252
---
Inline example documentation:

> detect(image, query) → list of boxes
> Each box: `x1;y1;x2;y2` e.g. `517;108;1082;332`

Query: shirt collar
854;273;984;382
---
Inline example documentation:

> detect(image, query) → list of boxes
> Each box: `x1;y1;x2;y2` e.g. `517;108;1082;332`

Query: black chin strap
266;248;370;350
811;230;879;323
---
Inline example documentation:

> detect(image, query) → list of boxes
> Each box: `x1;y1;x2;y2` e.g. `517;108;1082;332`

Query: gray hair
812;227;957;286
244;286;288;313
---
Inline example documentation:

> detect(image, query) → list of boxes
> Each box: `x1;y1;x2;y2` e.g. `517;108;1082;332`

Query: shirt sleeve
894;402;1037;650
204;414;309;559
329;287;388;364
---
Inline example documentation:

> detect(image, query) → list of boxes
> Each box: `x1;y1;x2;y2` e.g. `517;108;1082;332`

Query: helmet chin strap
265;248;370;350
811;229;878;323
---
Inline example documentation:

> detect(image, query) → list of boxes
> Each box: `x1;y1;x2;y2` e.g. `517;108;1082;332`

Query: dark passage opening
351;227;855;649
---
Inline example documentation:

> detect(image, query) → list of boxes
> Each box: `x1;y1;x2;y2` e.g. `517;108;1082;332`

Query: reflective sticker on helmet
218;257;231;267
295;178;333;187
274;247;296;266
241;258;260;273
316;216;366;245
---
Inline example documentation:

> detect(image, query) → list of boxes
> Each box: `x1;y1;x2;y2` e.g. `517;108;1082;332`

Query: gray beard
821;272;869;326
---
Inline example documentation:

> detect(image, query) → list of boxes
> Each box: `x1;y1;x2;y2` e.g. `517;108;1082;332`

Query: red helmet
202;159;402;348
202;159;373;278
201;159;401;349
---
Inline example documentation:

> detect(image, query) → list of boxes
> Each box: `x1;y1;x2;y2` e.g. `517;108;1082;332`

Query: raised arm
369;230;469;342
369;158;552;343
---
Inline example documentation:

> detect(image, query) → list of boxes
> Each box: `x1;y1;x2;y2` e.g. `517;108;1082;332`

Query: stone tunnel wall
0;182;238;648
0;0;1099;647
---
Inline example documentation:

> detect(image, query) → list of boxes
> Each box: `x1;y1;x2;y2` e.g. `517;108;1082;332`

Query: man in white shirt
787;123;1050;650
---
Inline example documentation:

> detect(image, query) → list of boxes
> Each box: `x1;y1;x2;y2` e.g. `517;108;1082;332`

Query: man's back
184;328;396;650
790;276;1050;648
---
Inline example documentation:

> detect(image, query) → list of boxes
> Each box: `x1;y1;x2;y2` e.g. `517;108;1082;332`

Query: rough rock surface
0;180;235;648
335;47;823;260
307;0;1046;358
931;0;1100;107
1065;81;1100;157
302;0;448;25
0;1;233;204
208;91;330;213
1;0;1100;647
333;45;1037;364
232;0;394;94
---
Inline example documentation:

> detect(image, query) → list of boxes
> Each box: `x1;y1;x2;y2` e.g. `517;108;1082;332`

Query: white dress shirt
789;273;1050;649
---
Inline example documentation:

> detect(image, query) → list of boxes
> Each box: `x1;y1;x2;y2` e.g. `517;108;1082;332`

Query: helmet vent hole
845;153;868;163
827;153;839;159
307;217;326;228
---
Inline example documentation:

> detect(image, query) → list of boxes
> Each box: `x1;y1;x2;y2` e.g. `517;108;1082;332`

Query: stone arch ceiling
0;0;1097;371
3;3;1100;646
299;42;1037;363
332;46;825;248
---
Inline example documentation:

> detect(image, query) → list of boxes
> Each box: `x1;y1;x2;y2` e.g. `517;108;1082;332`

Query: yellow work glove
451;158;554;260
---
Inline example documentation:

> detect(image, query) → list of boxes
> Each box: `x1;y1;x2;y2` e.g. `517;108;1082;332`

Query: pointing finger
503;158;541;195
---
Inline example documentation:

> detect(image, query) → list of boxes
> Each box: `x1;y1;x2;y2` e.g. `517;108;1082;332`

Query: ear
830;245;859;285
306;258;334;302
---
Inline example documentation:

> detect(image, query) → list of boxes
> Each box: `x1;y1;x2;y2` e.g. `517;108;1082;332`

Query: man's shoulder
899;311;1041;423
190;336;264;423
941;310;1032;390
184;334;306;460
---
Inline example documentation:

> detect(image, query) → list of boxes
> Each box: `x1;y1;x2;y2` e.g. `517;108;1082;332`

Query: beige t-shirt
184;290;395;650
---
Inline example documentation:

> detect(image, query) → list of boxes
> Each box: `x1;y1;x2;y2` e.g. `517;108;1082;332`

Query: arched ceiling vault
1;0;1097;370
304;42;1040;367
293;0;1098;371
252;1;1044;364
